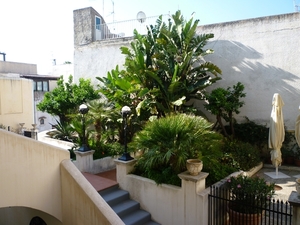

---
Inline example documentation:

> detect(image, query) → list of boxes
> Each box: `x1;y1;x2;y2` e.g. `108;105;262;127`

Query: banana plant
97;10;221;121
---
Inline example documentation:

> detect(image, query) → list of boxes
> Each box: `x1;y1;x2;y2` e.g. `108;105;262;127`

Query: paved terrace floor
82;169;118;192
254;164;300;202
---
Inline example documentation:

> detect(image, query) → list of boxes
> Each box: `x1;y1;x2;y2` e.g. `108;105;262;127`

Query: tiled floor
82;169;118;192
255;164;300;201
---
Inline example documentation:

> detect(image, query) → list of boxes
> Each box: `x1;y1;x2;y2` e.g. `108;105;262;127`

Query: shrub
131;113;223;185
222;139;261;171
232;118;268;151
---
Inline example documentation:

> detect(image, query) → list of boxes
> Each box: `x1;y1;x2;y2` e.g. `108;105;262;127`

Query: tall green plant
204;82;246;137
98;10;221;121
37;75;99;124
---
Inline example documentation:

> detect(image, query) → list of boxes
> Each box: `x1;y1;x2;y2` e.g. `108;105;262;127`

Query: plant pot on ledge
227;204;264;225
186;159;203;176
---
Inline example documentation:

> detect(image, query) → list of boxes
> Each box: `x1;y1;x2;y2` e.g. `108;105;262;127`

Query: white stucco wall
0;77;34;131
0;129;70;223
74;38;131;85
74;10;300;130
196;12;300;130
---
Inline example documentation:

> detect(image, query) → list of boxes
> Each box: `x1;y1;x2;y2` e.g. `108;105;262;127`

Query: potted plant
227;175;275;225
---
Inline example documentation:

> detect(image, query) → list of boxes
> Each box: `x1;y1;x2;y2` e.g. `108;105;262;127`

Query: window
95;16;102;40
37;81;43;91
33;80;49;92
95;16;101;30
43;81;48;91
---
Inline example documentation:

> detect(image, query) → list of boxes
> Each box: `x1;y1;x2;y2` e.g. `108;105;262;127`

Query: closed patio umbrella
268;93;285;177
295;107;300;147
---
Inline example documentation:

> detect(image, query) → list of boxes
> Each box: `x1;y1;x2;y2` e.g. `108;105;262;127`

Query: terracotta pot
228;206;264;225
186;159;203;176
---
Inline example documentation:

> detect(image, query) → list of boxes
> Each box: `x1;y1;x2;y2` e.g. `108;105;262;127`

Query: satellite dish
136;11;146;23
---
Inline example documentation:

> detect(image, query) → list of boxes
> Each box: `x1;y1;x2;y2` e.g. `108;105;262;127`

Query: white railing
96;14;170;40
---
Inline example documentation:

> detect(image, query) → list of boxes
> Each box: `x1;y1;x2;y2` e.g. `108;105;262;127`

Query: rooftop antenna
106;0;115;22
105;0;115;22
294;0;299;12
0;52;6;61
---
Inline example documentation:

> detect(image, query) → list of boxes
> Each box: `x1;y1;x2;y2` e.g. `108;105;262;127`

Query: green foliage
37;75;99;124
202;156;237;187
90;139;123;160
222;139;261;171
47;119;76;142
0;124;6;129
131;114;223;185
227;175;275;213
98;10;221;121
204;82;246;137
232;118;269;151
87;98;119;143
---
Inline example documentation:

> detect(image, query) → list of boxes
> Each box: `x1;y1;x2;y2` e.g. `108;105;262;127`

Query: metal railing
95;14;170;40
208;186;292;225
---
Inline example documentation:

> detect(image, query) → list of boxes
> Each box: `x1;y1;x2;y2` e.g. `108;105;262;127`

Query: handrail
95;14;170;40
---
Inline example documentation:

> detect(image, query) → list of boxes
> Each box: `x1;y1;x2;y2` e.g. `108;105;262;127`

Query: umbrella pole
276;166;278;177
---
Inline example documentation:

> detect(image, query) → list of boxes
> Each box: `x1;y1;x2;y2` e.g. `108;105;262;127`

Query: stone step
142;221;161;225
100;187;129;206
99;186;161;225
112;199;140;218
120;209;151;225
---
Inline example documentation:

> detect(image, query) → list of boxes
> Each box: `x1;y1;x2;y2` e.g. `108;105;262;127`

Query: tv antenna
294;0;299;12
106;0;115;22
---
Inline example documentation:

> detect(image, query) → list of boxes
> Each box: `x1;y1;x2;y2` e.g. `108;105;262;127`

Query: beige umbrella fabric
295;107;300;147
268;93;285;175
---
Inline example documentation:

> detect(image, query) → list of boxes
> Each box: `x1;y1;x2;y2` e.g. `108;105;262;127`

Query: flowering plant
227;175;275;214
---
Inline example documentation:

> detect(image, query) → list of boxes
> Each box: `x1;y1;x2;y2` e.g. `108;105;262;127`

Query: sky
0;0;298;74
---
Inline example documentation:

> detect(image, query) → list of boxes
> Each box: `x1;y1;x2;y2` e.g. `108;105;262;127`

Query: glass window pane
96;17;101;30
43;81;48;91
37;81;42;91
33;81;37;91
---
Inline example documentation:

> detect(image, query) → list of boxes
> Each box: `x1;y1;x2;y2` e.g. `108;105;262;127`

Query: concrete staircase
99;185;160;225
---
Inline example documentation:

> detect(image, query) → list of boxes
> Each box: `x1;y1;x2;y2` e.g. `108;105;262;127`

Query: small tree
204;82;246;137
37;75;99;124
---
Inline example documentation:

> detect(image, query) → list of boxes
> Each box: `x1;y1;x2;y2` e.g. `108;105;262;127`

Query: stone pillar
288;191;300;225
178;171;209;225
74;150;95;173
114;159;136;190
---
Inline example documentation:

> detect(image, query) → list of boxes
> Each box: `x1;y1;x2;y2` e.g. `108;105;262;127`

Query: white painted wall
196;13;300;130
74;38;131;85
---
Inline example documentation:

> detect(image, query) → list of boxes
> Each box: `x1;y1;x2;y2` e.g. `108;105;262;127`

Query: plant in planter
131;113;223;185
227;175;275;225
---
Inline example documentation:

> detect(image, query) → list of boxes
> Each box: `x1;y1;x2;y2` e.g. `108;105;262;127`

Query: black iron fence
208;186;292;225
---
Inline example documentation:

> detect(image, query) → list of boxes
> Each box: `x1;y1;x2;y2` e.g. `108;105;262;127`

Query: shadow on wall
199;40;300;128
